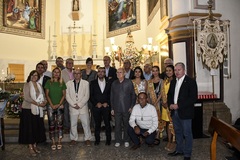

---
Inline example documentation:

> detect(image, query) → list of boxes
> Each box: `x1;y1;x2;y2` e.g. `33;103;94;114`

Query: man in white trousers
66;69;92;146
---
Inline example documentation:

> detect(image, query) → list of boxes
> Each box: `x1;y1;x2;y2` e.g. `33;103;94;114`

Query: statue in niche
72;0;79;11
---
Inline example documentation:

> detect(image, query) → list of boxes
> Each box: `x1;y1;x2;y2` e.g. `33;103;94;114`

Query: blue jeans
172;110;193;157
128;126;156;145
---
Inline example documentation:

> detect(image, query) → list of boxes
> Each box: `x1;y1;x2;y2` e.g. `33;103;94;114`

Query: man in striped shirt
128;92;158;150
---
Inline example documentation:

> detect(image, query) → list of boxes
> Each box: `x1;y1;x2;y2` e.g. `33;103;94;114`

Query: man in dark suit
36;62;51;89
123;59;134;79
90;67;113;146
167;62;198;160
103;56;117;81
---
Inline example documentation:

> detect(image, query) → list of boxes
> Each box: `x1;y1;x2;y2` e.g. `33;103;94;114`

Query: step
4;130;115;143
2;117;116;143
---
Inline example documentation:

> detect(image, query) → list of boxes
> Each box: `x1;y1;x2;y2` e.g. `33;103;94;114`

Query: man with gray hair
111;68;136;148
167;62;197;160
62;58;74;134
143;63;152;80
160;58;173;79
66;69;91;146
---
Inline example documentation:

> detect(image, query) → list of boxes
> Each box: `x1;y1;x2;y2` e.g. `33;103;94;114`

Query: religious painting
106;0;140;38
147;0;160;25
0;0;45;39
160;0;168;20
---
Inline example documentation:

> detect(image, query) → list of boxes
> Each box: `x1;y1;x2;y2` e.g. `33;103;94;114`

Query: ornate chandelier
105;30;159;68
120;30;143;68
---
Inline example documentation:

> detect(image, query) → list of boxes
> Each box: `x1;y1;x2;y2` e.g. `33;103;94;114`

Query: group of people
18;56;197;160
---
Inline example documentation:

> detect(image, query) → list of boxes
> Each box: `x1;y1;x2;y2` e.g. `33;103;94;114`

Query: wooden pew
208;116;240;160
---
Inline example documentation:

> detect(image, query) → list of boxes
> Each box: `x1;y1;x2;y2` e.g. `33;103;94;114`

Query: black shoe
148;144;155;148
163;137;168;141
130;144;141;150
94;141;100;146
154;138;160;145
64;129;70;134
184;157;191;160
105;141;111;146
168;151;184;156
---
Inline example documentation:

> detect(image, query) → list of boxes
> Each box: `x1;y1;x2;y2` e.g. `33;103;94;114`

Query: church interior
0;0;240;159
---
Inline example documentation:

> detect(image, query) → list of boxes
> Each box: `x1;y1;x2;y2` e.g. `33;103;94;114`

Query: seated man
128;92;158;150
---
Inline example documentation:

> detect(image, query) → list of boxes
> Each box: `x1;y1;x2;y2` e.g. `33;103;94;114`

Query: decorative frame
194;0;215;10
160;0;168;20
0;0;45;39
106;0;140;38
147;0;160;25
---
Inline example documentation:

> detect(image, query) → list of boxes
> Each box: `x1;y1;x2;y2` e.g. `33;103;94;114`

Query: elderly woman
19;70;47;156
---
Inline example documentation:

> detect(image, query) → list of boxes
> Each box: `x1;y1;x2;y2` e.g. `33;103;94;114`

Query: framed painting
160;0;168;20
194;0;215;10
147;0;160;25
106;0;140;38
0;0;45;39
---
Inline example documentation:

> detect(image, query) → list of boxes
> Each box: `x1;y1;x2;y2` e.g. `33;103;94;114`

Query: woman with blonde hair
45;67;66;150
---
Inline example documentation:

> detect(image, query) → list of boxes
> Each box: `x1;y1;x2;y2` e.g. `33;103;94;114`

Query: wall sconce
142;37;159;65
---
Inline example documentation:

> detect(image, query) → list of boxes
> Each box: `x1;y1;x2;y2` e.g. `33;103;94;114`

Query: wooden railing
209;116;240;160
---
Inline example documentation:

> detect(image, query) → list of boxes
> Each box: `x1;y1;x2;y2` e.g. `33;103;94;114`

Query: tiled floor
0;136;234;160
1;118;237;160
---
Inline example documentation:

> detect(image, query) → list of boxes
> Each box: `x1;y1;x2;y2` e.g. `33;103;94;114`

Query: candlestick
103;25;105;55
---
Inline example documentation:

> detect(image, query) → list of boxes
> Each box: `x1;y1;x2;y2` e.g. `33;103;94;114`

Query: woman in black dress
19;70;47;156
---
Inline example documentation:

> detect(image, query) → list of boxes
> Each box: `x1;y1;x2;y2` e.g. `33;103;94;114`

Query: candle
54;21;56;35
90;25;92;37
49;26;51;40
93;20;96;34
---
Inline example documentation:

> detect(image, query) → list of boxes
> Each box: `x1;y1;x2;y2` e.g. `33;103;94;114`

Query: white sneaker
124;142;129;148
115;143;120;147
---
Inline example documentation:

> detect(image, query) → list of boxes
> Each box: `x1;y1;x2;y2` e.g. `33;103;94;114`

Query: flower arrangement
0;88;10;100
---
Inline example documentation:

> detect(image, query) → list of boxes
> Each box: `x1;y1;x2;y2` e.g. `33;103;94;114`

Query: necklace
141;107;145;121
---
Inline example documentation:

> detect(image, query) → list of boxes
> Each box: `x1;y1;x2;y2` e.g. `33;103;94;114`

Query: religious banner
195;19;230;70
